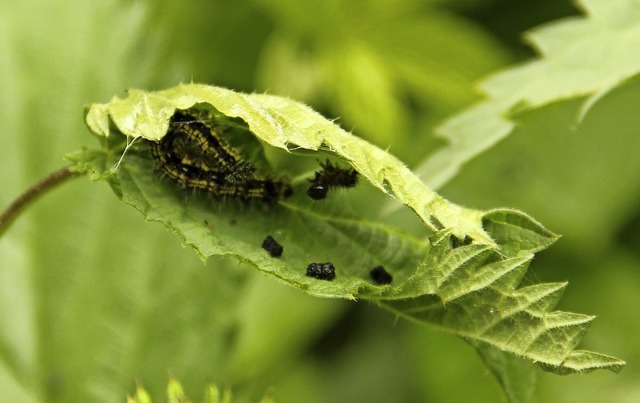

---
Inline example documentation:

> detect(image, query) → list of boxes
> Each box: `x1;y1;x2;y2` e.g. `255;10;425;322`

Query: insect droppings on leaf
370;265;392;285
306;262;336;281
261;235;283;258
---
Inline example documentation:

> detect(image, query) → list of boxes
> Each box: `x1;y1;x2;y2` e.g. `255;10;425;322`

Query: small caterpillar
307;159;358;200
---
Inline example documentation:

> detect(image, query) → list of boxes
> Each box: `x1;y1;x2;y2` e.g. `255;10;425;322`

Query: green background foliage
0;0;638;402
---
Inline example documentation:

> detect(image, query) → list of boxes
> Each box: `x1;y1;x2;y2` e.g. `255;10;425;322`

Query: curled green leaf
84;83;492;244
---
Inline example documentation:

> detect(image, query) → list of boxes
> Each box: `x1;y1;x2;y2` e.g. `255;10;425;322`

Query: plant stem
0;166;82;238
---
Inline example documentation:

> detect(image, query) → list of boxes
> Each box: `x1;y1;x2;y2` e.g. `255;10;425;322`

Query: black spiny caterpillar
307;159;358;200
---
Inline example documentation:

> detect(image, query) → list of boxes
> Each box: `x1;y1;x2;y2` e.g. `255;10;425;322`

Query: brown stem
0;166;82;238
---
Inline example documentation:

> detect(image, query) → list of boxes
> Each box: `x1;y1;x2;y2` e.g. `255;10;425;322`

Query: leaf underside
72;84;625;375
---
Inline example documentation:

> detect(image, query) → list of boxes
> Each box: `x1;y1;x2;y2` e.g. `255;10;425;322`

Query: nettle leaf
74;84;624;375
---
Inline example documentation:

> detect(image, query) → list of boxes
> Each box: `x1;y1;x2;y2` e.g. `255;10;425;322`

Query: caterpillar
307;159;358;200
148;109;292;203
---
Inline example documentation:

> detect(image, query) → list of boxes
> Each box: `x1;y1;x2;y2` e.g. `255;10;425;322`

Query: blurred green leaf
255;0;509;145
127;385;152;403
472;341;538;403
416;0;640;190
537;251;640;402
167;378;188;403
126;378;251;403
